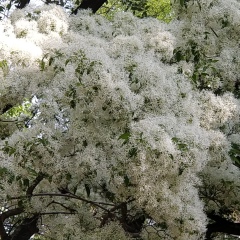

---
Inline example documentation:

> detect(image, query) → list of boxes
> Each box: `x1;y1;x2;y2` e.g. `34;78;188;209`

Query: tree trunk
10;215;39;240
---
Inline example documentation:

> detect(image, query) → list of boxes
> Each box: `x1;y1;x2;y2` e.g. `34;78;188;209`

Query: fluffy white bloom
148;31;175;60
0;3;239;239
200;91;239;129
171;0;240;91
0;35;42;66
37;5;68;34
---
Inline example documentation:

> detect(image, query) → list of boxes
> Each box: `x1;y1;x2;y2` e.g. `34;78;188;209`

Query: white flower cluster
171;0;240;91
0;3;239;239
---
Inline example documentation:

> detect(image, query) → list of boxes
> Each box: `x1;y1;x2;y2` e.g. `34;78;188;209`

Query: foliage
2;100;32;118
0;0;173;22
146;0;172;22
171;0;240;96
98;0;172;21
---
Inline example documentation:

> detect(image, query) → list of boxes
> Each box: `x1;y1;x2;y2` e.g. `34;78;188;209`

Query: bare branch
40;211;77;215
11;193;110;211
26;172;45;197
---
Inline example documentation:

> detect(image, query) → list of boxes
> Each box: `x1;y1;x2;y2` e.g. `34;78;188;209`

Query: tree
97;0;172;22
0;0;240;240
0;0;172;20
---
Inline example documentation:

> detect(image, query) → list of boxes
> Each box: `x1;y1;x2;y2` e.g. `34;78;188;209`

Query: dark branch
40;211;77;215
0;217;9;240
0;207;24;240
206;212;240;239
0;119;18;122
15;0;107;13
1;207;24;222
1;104;13;114
0;174;44;240
11;192;111;211
10;214;39;240
72;0;108;14
16;0;30;9
26;172;45;197
47;200;77;213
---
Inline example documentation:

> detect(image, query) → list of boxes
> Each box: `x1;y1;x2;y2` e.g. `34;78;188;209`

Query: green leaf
70;100;76;109
65;59;71;66
6;3;12;10
39;61;45;71
26;167;38;176
159;221;167;230
229;143;240;167
180;0;185;7
2;145;16;156
85;184;91;197
8;173;14;184
172;137;188;151
49;57;54;66
0;167;8;176
23;178;29;187
0;60;7;68
105;190;115;201
124;175;131;187
172;137;179;143
128;147;138;158
37;138;49;146
178;143;188;150
178;167;184;175
18;200;23;208
197;0;201;10
83;140;88;147
101;183;115;201
229;144;240;155
118;132;131;140
66;173;72;181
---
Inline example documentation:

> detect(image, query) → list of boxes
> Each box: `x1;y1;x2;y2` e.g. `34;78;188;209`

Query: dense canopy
0;0;240;239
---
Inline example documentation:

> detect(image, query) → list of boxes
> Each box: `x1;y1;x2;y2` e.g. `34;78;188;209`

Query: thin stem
40;211;77;215
11;193;110;212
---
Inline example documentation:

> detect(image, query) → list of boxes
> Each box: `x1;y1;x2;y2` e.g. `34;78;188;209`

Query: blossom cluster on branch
0;1;239;239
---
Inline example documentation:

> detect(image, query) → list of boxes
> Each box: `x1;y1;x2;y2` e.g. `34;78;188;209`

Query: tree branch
40;211;77;215
72;0;108;14
47;200;77;213
206;212;240;239
15;0;108;13
16;0;30;9
0;173;45;240
26;172;45;198
0;207;24;240
11;192;110;211
10;214;39;240
0;218;9;240
1;207;24;222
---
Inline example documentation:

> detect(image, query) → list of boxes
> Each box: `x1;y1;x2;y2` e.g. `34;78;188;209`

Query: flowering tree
0;0;240;240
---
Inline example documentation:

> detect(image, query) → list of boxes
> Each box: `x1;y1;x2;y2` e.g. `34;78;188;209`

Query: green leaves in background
229;143;240;168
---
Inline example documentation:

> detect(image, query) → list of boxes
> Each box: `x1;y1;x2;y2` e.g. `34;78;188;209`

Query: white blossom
0;2;239;239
